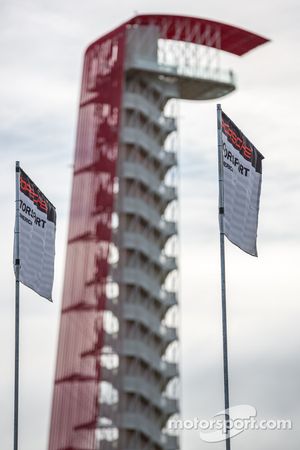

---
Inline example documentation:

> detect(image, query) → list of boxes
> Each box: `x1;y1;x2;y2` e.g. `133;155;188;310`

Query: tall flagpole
14;161;20;450
217;104;231;450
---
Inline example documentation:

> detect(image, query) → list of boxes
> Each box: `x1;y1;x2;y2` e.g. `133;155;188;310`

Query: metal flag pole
14;161;20;450
217;104;231;450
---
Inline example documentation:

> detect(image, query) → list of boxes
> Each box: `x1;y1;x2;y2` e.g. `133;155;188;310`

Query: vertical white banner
14;167;56;300
221;111;264;256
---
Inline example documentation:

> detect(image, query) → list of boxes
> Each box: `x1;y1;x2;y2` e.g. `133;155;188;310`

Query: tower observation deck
48;14;268;450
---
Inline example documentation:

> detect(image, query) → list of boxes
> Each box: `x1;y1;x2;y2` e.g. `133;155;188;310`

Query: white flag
221;111;264;256
14;167;56;300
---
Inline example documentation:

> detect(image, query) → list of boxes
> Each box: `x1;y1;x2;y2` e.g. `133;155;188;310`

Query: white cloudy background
0;1;299;449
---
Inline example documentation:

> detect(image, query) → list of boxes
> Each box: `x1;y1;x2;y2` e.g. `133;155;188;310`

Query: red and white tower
48;15;268;450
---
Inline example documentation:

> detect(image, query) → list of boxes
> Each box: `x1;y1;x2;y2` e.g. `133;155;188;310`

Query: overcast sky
1;1;300;449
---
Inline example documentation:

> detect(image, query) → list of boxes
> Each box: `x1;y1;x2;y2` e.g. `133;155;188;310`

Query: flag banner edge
224;232;258;257
20;280;54;302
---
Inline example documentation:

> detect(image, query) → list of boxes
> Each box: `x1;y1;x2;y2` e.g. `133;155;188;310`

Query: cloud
0;2;299;450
